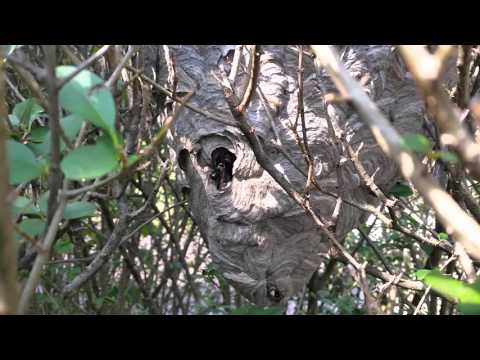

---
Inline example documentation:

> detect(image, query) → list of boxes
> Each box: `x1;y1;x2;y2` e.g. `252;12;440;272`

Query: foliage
416;270;480;315
1;45;480;315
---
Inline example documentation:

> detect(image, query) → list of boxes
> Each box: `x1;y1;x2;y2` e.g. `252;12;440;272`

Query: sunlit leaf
56;66;118;145
416;269;480;314
401;133;432;154
428;150;460;164
438;232;449;241
415;269;431;281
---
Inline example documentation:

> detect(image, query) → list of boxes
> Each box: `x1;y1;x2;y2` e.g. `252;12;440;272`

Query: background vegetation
1;45;480;315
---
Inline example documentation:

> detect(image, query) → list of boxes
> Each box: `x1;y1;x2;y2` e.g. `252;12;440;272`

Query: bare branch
18;195;66;314
311;45;480;261
57;45;111;89
0;47;19;315
126;65;236;127
105;45;135;89
399;45;480;181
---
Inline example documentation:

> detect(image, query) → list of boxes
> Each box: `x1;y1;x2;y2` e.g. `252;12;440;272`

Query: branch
43;46;63;227
235;45;257;113
65;92;192;198
399;45;480;181
126;65;236;127
17;195;66;314
61;199;129;296
218;55;375;312
7;60;49;111
57;45;111;89
311;45;480;261
0;47;19;314
105;46;135;89
455;45;473;109
332;254;425;291
413;254;457;315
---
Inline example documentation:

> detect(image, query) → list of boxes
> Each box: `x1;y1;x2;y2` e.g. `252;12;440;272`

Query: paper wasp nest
149;45;453;307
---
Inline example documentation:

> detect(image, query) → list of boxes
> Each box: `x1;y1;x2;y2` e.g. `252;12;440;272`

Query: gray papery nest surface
148;45;455;307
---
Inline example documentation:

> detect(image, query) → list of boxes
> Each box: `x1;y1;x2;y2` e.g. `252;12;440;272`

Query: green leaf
63;201;97;220
415;269;431;281
54;239;74;254
17;99;43;129
56;66;117;144
230;306;283;315
419;243;433;256
67;266;81;281
388;183;414;198
401;133;433;154
416;270;480;312
438;232;449;241
61;114;84;141
29;115;84;158
127;154;139;167
29;127;51;157
6;140;42;184
16;218;46;240
12;98;44;130
8;114;20;127
458;303;480;315
437;150;460;164
12;196;39;216
428;150;460;164
94;297;104;308
60;135;119;180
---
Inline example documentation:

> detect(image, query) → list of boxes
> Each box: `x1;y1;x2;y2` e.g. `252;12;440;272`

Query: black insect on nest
210;147;236;191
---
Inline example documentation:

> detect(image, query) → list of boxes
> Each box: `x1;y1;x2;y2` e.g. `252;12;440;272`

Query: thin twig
65;92;193;198
399;45;480;181
18;195;67;314
57;45;111;89
413;254;457;315
126;65;237;127
312;45;480;261
218;54;375;313
228;45;243;83
61;199;128;296
235;45;257;114
358;227;393;274
454;242;477;283
5;74;26;101
8;60;49;111
105;46;135;89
